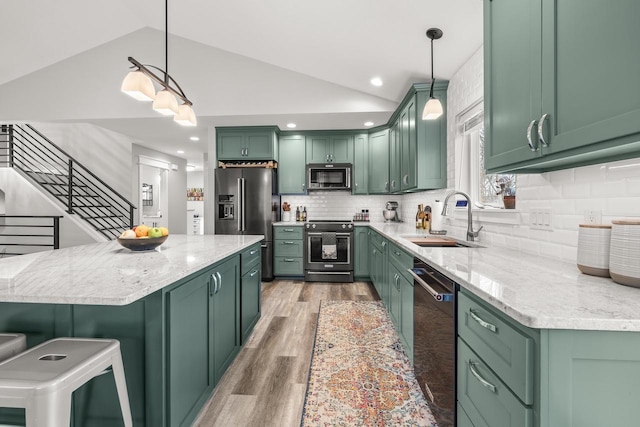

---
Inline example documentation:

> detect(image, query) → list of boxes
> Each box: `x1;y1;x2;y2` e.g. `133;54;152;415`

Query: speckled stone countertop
368;222;640;332
272;222;304;226
0;235;263;306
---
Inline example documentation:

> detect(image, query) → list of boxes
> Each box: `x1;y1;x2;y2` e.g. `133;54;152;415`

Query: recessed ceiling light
177;150;184;154
190;136;200;141
364;121;374;127
287;123;297;128
370;77;383;87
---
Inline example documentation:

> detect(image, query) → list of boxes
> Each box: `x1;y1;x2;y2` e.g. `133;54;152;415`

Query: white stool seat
0;337;132;427
0;333;26;362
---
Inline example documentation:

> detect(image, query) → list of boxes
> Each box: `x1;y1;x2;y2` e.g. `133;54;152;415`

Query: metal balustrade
0;215;62;257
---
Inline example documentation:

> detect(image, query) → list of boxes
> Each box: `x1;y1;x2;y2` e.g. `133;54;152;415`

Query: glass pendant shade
153;89;179;116
121;71;155;101
422;97;443;120
174;104;197;126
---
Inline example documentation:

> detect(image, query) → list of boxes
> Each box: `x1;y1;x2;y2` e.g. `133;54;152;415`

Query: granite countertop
0;234;263;306
368;222;640;332
273;222;304;226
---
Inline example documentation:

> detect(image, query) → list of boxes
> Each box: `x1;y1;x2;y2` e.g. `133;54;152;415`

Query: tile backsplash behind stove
280;192;391;221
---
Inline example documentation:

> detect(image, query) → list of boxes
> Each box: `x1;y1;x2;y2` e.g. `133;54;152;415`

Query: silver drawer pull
284;258;295;262
469;309;497;333
283;228;294;232
469;361;497;393
250;269;259;277
526;119;539;151
250;249;258;255
283;241;295;245
538;113;550;147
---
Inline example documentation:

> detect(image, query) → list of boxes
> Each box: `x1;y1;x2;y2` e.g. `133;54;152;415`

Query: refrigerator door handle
241;177;246;231
237;178;242;232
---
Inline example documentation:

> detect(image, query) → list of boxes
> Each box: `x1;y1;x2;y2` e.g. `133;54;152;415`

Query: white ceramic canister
577;224;612;277
609;220;640;288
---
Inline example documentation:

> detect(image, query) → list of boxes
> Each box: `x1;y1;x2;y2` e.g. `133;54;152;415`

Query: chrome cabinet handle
284;228;294;232
283;241;295;245
210;273;216;295
381;241;386;248
284;258;295;262
216;272;222;293
469;309;497;333
526;119;539;151
391;179;396;190
250;269;259;277
469;361;497;393
250;249;258;255
384;181;389;191
538;113;550;147
403;174;409;185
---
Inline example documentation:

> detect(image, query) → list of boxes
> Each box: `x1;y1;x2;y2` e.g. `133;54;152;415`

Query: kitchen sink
400;235;484;248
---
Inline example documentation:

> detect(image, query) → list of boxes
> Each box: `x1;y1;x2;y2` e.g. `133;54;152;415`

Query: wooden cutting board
405;237;458;246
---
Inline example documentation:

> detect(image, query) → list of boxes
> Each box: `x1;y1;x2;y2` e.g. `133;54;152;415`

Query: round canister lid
612;220;640;225
579;224;612;228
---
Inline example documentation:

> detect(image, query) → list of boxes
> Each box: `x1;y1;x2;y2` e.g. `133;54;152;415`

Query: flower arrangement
282;202;291;212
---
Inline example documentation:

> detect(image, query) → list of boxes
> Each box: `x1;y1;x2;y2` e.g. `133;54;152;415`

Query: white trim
137;155;171;170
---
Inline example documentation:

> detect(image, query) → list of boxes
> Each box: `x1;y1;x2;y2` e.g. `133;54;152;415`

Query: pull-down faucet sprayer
441;191;483;242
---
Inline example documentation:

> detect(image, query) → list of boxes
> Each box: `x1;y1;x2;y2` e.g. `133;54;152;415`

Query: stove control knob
312;224;317;229
348;224;353;229
342;224;346;229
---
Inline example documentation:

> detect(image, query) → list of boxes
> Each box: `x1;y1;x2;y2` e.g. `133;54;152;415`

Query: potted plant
496;175;516;209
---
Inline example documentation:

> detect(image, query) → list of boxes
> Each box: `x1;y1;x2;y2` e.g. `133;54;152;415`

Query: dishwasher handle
408;268;454;302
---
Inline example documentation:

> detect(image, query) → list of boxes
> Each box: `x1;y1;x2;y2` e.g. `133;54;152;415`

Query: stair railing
0;124;137;239
0;215;62;256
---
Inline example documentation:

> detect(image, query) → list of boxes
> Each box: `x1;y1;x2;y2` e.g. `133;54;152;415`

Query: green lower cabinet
240;261;261;344
398;271;413;360
274;225;304;277
274;257;304;275
167;270;213;427
388;263;402;329
211;256;241;384
354;226;370;279
457;402;476;427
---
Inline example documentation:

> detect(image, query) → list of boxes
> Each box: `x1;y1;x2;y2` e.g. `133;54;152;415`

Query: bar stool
0;337;132;427
0;333;26;362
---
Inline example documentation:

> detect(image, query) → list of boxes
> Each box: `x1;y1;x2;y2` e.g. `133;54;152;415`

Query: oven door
305;232;352;268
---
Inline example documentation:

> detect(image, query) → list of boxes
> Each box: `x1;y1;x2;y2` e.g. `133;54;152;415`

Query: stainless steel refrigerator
214;168;280;280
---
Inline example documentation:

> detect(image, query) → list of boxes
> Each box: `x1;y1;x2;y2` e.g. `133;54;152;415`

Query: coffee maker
383;201;402;222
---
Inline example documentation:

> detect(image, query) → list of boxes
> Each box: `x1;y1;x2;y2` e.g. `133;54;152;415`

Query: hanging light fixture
120;0;196;126
422;28;443;121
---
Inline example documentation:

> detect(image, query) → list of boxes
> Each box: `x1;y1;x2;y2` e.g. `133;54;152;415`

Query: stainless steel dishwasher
409;258;457;427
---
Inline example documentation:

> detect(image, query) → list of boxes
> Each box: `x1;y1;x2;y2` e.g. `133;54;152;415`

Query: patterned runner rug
301;300;437;426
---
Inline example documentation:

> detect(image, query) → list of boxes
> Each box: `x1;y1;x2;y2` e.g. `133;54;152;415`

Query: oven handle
408;268;453;302
306;232;352;236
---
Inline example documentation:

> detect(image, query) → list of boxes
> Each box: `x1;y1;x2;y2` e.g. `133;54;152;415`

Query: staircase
0;124;136;240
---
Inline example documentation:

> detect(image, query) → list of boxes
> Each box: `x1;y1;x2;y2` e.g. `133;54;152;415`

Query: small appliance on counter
383;201;402;222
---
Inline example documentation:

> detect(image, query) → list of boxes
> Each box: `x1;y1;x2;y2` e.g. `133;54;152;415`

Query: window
455;99;515;208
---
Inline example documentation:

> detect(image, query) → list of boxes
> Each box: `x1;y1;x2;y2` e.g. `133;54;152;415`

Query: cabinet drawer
388;241;412;279
370;231;386;250
458;292;535;405
458;339;533;427
274;226;303;240
274;239;304;257
457;402;476;427
274;256;303;276
240;244;261;275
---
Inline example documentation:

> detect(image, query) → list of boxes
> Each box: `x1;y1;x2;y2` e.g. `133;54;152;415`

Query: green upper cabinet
353;134;368;194
305;134;354;163
368;129;390;194
278;134;306;194
400;98;417;191
485;0;640;173
389;120;401;193
216;126;279;161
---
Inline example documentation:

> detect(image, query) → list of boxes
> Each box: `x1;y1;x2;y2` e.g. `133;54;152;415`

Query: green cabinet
353;134;368;194
216;126;279;161
240;244;261;344
211;256;241;384
485;0;640;173
354;226;370;279
369;231;388;305
388;242;414;359
368;129;390;194
389;120;401;193
278;134;306;194
305;134;354;163
274;225;304;276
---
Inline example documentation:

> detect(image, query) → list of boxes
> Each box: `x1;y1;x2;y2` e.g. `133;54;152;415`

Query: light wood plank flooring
194;280;379;427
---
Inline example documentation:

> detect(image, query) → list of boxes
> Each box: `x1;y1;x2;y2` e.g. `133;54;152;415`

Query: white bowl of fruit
117;225;169;251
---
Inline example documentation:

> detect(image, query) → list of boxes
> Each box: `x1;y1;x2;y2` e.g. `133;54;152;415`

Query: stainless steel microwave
306;163;352;191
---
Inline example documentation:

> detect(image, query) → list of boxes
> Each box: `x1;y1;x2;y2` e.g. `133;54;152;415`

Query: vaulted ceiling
0;0;483;166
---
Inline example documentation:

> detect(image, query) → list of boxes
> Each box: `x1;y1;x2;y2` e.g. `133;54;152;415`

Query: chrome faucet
441;191;483;242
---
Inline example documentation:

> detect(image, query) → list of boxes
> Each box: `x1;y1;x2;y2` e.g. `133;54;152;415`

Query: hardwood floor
194;280;379;427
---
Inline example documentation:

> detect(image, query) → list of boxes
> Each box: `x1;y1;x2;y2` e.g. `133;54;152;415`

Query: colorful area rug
301;300;437;426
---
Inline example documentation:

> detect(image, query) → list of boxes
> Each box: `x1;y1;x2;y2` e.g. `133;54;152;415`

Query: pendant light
121;0;196;126
422;28;443;121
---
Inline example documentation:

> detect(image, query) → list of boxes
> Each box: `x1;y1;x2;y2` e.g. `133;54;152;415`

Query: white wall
187;170;204;217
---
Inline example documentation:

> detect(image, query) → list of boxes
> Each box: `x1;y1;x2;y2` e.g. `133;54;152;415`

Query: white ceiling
0;0;483;168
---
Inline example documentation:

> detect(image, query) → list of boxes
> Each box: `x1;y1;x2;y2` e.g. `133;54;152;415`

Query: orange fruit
160;227;169;236
135;224;150;237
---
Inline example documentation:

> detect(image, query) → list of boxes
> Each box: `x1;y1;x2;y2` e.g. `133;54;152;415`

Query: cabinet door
401;98;417;191
241;265;261;344
167;270;212;427
306;135;331;163
540;0;640;157
484;0;543;172
399;270;414;360
353;134;368;194
354;227;370;278
330;135;354;163
278;135;306;194
211;256;240;384
388;263;402;329
389;120;401;193
368;129;389;194
244;133;274;160
217;134;245;160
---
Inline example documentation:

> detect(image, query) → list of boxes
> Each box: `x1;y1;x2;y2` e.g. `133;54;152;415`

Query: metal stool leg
111;350;133;427
26;392;72;427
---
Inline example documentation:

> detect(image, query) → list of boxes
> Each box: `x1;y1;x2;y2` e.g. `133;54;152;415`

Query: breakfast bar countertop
368;222;640;332
0;234;263;306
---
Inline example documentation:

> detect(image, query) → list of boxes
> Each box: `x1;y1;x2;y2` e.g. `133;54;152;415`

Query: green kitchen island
0;234;263;427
